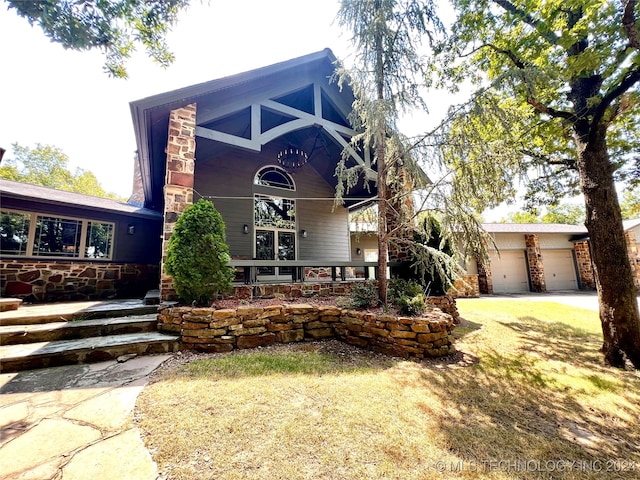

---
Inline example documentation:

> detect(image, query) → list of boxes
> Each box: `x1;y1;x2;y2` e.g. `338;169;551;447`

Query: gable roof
0;179;162;220
130;49;365;210
481;223;588;234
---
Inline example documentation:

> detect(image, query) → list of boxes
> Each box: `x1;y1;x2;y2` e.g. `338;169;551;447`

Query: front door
256;229;295;280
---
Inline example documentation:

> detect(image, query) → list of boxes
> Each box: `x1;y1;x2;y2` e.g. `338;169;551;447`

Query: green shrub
389;279;423;302
395;293;426;316
389;279;427;316
165;199;234;305
348;281;379;308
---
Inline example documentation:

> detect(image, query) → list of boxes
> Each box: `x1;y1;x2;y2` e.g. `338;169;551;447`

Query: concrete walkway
0;354;169;480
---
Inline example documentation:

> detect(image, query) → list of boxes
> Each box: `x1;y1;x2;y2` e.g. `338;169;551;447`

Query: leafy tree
500;210;540;224
445;0;640;367
621;185;640;219
6;0;190;78
165;199;234;305
541;204;585;225
500;204;585;224
0;143;123;199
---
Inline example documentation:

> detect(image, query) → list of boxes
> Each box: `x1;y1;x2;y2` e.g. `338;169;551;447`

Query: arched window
254;166;295;191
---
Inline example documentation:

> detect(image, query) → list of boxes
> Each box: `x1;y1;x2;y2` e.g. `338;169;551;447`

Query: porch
230;259;381;284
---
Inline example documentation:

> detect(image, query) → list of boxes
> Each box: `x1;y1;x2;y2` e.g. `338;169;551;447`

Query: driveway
471;290;602;311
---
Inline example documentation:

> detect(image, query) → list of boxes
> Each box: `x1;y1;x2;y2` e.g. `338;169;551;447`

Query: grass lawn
136;300;640;479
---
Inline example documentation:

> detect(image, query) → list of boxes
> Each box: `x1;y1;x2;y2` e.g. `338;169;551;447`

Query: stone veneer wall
0;260;159;302
525;234;546;293
476;260;493;295
449;274;480;298
574;241;595;289
158;303;455;359
160;103;197;302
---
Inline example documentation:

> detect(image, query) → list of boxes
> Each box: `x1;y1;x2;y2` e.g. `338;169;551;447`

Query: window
34;216;82;257
364;249;378;262
0;209;115;260
0;211;30;255
254;166;295;190
254;195;296;230
85;222;113;258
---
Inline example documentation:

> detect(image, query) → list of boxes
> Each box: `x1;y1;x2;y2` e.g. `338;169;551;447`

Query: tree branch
492;0;560;45
485;43;527;69
591;67;640;135
527;97;574;120
521;149;577;169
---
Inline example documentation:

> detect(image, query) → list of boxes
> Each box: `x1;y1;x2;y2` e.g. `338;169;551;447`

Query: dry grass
136;300;640;480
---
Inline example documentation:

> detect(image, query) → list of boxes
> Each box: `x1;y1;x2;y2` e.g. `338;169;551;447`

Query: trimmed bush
165;199;234;305
348;281;379;308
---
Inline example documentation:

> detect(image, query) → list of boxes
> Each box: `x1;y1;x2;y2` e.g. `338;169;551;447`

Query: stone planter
158;303;456;359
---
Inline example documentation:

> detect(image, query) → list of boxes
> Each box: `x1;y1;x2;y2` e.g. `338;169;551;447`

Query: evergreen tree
165;199;234;305
335;0;490;303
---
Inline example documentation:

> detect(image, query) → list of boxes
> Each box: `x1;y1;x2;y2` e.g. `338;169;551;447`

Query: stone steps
0;298;179;373
0;301;159;326
0;331;179;373
0;314;159;345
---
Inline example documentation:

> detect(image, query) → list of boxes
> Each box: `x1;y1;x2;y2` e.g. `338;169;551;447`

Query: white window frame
254;165;296;192
0;208;116;260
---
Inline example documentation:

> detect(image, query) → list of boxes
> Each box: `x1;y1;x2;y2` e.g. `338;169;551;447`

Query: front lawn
136;300;640;479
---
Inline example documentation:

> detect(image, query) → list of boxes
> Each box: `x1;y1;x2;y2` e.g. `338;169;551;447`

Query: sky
0;1;530;220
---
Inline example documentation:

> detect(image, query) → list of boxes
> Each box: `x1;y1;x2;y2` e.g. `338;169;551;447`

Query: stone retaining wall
0;260;159;302
158;304;456;359
231;281;460;323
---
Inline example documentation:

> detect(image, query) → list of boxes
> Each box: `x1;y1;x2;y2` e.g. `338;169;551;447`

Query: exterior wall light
356;248;362;255
301;229;307;238
127;225;135;235
243;224;249;234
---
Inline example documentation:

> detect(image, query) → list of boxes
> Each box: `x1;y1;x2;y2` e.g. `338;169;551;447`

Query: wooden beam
195;126;261;151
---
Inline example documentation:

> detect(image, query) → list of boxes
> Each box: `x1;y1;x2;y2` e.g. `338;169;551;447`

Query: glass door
255;229;295;280
277;231;295;276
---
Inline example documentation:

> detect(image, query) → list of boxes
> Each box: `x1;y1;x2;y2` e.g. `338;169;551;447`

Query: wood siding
194;149;349;261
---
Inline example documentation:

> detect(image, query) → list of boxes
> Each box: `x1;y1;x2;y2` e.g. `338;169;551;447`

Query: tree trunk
374;6;388;305
576;125;640;368
377;144;389;305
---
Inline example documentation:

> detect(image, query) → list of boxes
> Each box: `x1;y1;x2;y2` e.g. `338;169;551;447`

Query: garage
542;249;578;290
489;250;530;293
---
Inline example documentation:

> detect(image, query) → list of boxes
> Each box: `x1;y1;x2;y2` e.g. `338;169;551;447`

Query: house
0;179;162;301
349;220;640;296
1;49;380;303
473;221;640;294
129;48;378;301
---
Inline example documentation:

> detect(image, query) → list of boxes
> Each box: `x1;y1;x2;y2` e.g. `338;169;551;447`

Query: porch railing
229;260;380;284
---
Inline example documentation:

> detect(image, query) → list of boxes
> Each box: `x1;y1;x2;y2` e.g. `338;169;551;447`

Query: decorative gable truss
195;83;376;181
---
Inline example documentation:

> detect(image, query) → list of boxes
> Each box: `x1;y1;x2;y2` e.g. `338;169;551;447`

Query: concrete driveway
470;290;602;311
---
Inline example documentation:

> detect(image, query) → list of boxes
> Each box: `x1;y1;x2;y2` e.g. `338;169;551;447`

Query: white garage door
489;251;530;293
542;250;578;291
